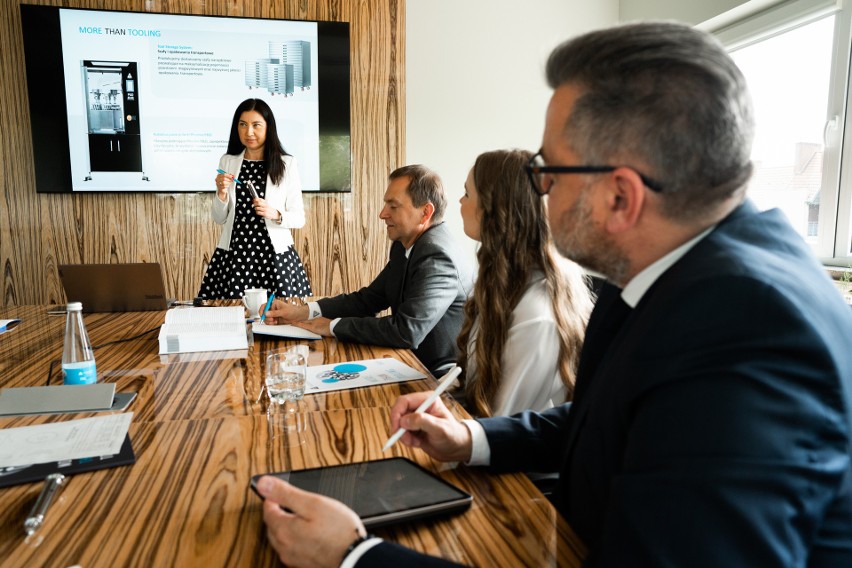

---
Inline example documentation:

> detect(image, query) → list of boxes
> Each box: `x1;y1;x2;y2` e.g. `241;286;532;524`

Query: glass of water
266;345;308;406
265;346;308;434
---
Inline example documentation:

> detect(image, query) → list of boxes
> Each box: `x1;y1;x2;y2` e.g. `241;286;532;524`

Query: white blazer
211;150;306;253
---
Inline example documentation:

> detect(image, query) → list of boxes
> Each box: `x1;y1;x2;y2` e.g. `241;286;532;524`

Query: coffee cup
242;288;268;319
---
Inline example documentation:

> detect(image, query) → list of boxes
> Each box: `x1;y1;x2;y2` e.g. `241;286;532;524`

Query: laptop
58;263;171;312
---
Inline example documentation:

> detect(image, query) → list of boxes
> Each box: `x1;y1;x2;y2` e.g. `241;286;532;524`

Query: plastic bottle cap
66;302;83;311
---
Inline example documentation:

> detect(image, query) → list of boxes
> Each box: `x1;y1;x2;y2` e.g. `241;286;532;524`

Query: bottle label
62;360;97;385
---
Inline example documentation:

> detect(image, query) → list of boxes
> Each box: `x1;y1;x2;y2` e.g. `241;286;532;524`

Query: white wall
405;0;618;263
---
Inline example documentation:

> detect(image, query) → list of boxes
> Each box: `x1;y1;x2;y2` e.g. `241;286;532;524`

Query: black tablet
251;457;473;528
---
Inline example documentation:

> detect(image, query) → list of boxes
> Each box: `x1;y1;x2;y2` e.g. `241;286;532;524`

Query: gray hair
389;164;447;222
546;21;754;220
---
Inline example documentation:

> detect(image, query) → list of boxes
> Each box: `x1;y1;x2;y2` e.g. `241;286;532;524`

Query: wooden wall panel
0;0;404;306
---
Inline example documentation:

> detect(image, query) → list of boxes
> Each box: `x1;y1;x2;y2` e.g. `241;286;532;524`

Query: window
711;0;852;264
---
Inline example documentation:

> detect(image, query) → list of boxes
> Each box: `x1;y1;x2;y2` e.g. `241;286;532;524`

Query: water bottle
61;302;97;385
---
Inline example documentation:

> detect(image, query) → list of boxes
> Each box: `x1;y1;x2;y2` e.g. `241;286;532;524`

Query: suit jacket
318;222;472;376
482;201;852;566
359;201;852;566
212;151;305;253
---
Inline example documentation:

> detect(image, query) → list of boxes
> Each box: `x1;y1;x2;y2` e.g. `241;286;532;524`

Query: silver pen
24;473;66;536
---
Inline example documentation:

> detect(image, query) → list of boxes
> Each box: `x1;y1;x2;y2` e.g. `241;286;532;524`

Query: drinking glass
265;346;308;443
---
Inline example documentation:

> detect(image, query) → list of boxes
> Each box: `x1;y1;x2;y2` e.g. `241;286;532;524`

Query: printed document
305;358;426;393
0;412;133;468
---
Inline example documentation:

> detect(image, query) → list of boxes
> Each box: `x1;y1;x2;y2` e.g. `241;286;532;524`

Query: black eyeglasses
524;151;664;195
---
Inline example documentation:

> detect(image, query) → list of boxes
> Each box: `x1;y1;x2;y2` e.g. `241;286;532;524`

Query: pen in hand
382;365;462;452
216;169;242;184
24;473;66;536
259;294;275;323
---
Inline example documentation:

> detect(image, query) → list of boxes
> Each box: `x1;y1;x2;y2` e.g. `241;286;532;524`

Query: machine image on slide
81;60;148;182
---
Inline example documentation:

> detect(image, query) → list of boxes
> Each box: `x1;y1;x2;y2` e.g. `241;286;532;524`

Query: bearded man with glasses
257;21;852;568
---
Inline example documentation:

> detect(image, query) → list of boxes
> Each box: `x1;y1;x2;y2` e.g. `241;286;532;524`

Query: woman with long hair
199;98;312;300
457;148;593;417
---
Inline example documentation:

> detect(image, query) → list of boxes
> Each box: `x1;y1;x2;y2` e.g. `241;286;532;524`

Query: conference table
0;304;586;567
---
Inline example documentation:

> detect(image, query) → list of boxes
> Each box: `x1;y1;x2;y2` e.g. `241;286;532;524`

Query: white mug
242;288;268;319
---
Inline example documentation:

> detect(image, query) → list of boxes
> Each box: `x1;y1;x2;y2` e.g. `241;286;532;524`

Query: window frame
707;0;852;265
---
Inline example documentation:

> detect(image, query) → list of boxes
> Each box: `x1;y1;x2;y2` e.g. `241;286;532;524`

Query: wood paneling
0;0;404;306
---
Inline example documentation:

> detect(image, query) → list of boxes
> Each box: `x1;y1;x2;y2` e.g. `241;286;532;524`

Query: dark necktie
572;284;632;401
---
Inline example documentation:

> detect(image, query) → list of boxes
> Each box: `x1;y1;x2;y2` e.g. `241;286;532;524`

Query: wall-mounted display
19;4;351;193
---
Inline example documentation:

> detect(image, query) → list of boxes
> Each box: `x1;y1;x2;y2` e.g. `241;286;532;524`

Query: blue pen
216;169;242;184
260;294;275;322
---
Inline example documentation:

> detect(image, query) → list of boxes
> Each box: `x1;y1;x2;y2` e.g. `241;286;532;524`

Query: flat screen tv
19;4;351;193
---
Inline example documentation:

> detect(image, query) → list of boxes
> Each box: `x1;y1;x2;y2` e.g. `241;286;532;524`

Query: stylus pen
382;365;462;452
259;294;275;323
216;169;242;184
24;473;66;536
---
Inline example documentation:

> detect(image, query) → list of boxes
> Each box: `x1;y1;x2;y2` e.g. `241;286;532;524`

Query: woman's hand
215;173;232;202
252;198;280;221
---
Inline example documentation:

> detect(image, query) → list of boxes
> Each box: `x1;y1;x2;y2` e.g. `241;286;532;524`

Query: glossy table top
0;305;586;567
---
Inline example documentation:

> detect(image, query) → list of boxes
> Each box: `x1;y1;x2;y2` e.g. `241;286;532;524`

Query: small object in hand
246;180;260;199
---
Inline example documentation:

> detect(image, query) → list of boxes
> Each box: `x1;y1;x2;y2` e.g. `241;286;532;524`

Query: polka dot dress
198;159;312;300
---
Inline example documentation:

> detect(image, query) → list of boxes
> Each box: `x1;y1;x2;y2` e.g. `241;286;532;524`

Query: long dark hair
456;149;592;417
225;98;290;185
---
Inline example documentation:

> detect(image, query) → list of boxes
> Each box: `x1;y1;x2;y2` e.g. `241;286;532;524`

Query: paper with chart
305;358;427;393
0;412;133;468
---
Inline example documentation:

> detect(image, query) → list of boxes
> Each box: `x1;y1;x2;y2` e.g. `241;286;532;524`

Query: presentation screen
20;5;351;193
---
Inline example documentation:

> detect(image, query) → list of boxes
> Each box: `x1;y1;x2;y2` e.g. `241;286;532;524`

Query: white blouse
466;274;566;416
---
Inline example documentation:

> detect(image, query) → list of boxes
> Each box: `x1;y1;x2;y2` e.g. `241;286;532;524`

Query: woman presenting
198;98;312;299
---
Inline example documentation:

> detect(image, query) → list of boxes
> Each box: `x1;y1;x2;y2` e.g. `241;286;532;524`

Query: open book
158;306;249;354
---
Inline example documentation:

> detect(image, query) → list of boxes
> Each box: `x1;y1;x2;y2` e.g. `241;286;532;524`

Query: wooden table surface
0;305;586;567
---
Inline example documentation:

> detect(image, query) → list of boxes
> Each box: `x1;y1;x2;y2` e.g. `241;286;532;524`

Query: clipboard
0;435;136;488
251;457;472;528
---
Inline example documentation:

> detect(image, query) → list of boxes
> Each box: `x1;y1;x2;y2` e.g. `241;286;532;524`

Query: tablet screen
252;457;472;528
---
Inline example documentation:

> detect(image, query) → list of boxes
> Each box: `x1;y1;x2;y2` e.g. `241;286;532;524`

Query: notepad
158;306;249;354
0;383;116;417
252;322;321;340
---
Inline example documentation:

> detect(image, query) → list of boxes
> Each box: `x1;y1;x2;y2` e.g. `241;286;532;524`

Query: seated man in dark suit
266;165;472;376
256;22;852;567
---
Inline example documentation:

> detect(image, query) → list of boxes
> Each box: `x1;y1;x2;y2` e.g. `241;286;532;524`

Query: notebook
251;457;473;529
252;322;321;340
58;263;170;312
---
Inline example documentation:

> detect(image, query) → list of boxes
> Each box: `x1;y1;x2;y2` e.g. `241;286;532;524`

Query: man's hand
294;317;332;336
258;476;367;568
389;392;473;463
265;300;309;325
